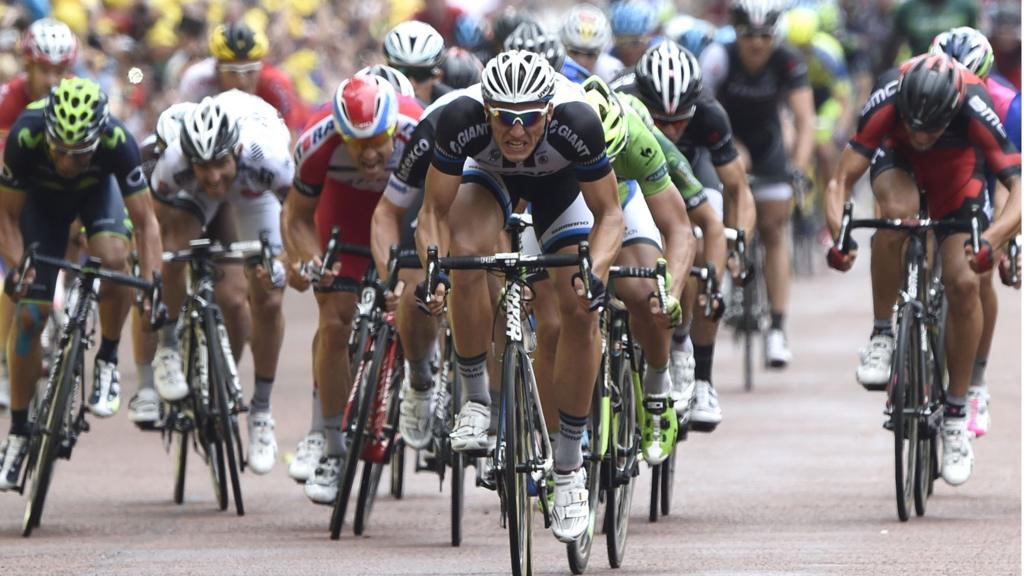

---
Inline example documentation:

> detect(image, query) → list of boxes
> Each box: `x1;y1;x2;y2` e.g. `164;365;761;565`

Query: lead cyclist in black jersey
415;51;622;544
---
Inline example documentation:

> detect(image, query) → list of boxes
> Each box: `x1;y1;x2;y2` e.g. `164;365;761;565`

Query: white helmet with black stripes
481;50;556;104
384;21;446;69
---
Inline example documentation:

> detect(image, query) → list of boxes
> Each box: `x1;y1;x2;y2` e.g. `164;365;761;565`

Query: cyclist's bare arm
0;186;25;266
717;157;757;241
646;186;695;300
370;196;406;282
281;187;321;264
985;174;1021;249
124;191;162;280
579;171;623;281
825;146;870;238
415;165;458;266
787;86;817;172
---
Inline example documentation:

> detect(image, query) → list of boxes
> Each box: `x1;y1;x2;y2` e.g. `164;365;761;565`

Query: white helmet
384;21;446;69
22;17;78;65
560;4;613;52
730;0;786;31
481;50;556;104
179;97;240;163
155;101;197;152
634;41;703;118
356;65;416;98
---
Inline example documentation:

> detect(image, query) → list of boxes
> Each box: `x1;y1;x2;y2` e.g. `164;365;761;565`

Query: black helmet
439;47;483;89
634;41;703;119
493;8;534;49
896;54;966;132
504;21;567;70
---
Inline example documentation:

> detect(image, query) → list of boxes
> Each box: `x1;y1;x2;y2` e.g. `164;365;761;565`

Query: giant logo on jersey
548;120;592;158
449;122;489;156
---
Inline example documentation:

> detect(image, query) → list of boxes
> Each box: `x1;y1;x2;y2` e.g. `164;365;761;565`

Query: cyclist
0;17;78;410
283;75;422;504
580;76;696;460
614;40;757;423
928;26;1019;438
824;54;1021;486
416;50;622;543
438;47;483;89
883;0;978;69
149;91;294;475
702;0;816;368
504;21;590;86
359;65;417;99
179;21;308;134
0;77;163;490
609;0;659;70
559;4;625;82
383;21;453;105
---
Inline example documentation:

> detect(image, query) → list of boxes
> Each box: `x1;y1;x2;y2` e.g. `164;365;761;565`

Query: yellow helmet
208;22;268;62
784;8;818;48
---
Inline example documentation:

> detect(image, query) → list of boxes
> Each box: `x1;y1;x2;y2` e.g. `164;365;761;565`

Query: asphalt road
0;246;1020;576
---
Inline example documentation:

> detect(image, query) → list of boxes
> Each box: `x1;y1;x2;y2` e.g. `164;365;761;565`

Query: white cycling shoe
669;350;695;417
289;432;325;482
304;455;343;505
154;346;188;402
856;334;893;391
551;467;589;543
399;381;436;450
941;417;974;486
765;329;792;368
247;411;278;475
966;387;991;438
450;401;490;453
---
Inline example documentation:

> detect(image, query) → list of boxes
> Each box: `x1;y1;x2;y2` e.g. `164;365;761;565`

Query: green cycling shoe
639;394;677;466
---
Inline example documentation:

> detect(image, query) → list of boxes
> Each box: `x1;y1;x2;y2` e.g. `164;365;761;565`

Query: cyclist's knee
249;286;283;317
945;272;980;317
89;236;130;271
14;302;48;357
873;171;918;218
317;294;356;338
217;288;248;319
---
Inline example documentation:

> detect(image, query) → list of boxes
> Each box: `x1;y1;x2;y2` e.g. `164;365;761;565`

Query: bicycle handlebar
835;201;981;253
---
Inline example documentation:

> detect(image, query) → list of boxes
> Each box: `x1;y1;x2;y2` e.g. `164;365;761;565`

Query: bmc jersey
711;43;809;155
431;77;611;184
1;106;148;199
849;69;1021;219
179;58;309;132
292;95;424;197
151;90;294;200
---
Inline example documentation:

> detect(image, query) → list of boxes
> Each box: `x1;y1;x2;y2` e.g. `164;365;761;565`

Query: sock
971;357;988;388
250;375;274;413
694;344;715;383
872;318;894;338
136;363;154;391
944;393;967;419
642;362;670;397
457;352;490;406
555;411;587;473
407;357;434;391
324;413;346;457
10;409;29;436
770;312;785;332
309;388;325;434
158;322;179;348
670;324;692;354
97;338;119;364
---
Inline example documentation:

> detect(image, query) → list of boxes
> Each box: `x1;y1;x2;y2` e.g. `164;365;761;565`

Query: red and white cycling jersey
292;94;423;282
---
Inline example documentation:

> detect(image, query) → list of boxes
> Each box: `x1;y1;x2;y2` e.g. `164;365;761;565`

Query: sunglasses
47;134;98;157
396;66;435;81
736;27;775;39
567;48;600;58
341;126;396;150
651;105;697;128
217;61;263;74
486;105;549;128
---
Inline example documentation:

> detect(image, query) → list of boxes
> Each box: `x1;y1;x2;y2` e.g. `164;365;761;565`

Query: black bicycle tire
450;360;464;547
606;353;634;567
174;428;188;505
208;316;244;517
354;459;384;535
356;335;404;534
330;322;383;540
892;308;918;522
390;439;405;500
22;333;80;536
503;345;531;576
660;445;676;516
649;462;661;523
567;369;603;574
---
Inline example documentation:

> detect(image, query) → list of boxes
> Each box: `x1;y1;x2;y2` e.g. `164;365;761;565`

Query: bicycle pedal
882;419;895;432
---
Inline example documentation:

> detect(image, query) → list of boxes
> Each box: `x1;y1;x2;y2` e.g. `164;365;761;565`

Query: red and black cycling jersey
430;78;611;183
712;43;809;156
850;68;1022;218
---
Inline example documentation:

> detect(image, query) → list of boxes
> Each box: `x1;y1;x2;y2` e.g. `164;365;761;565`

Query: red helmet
332;75;398;140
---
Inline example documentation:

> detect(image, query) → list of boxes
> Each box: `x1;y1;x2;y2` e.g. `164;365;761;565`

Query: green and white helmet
44;77;109;149
582;75;628;160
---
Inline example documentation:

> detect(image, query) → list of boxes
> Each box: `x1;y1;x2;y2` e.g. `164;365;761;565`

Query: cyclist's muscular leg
155;203;204;320
977;271;997;362
550;252;600;420
88;234;131;342
314;291;358;420
870;169;919;323
244;267;284;383
756;199;791;316
395;267;440;369
615;243;669;370
531;278;561;431
6;301;49;411
941;234;983;399
209;205;250;360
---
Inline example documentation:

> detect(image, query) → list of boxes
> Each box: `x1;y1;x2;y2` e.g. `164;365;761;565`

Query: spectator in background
412;0;466;46
883;0;977;68
988;3;1021;90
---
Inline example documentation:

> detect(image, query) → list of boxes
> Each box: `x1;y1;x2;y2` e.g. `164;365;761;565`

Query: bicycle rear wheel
606;355;636;567
174;428;188;505
208;316;244;516
331;324;383;540
567;374;604;574
891;310;918;522
660;446;677;516
503;345;532;576
23;334;80;537
450;367;464;547
390;439;405;499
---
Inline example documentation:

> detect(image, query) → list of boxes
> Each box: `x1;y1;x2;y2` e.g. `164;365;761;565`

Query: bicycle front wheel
23;333;81;537
891;310;918;522
503;345;532;576
606;353;636;567
567;371;604;574
208;316;244;516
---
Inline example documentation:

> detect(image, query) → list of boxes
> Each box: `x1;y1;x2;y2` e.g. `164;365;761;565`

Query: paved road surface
1;248;1020;575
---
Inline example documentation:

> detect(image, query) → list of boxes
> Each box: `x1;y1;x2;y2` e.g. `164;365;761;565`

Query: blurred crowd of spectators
0;0;1019;140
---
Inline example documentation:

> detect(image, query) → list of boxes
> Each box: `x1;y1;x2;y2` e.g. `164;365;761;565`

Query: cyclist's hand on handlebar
827;237;858;272
964;238;995;273
998;251;1021;288
649;293;682;329
3;266;34;301
414;274;448;316
252;259;286;291
384;279;405;312
572;271;606;312
287;259;310;292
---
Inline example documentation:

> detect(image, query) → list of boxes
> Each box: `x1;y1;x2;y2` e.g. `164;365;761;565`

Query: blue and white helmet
610;1;657;37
